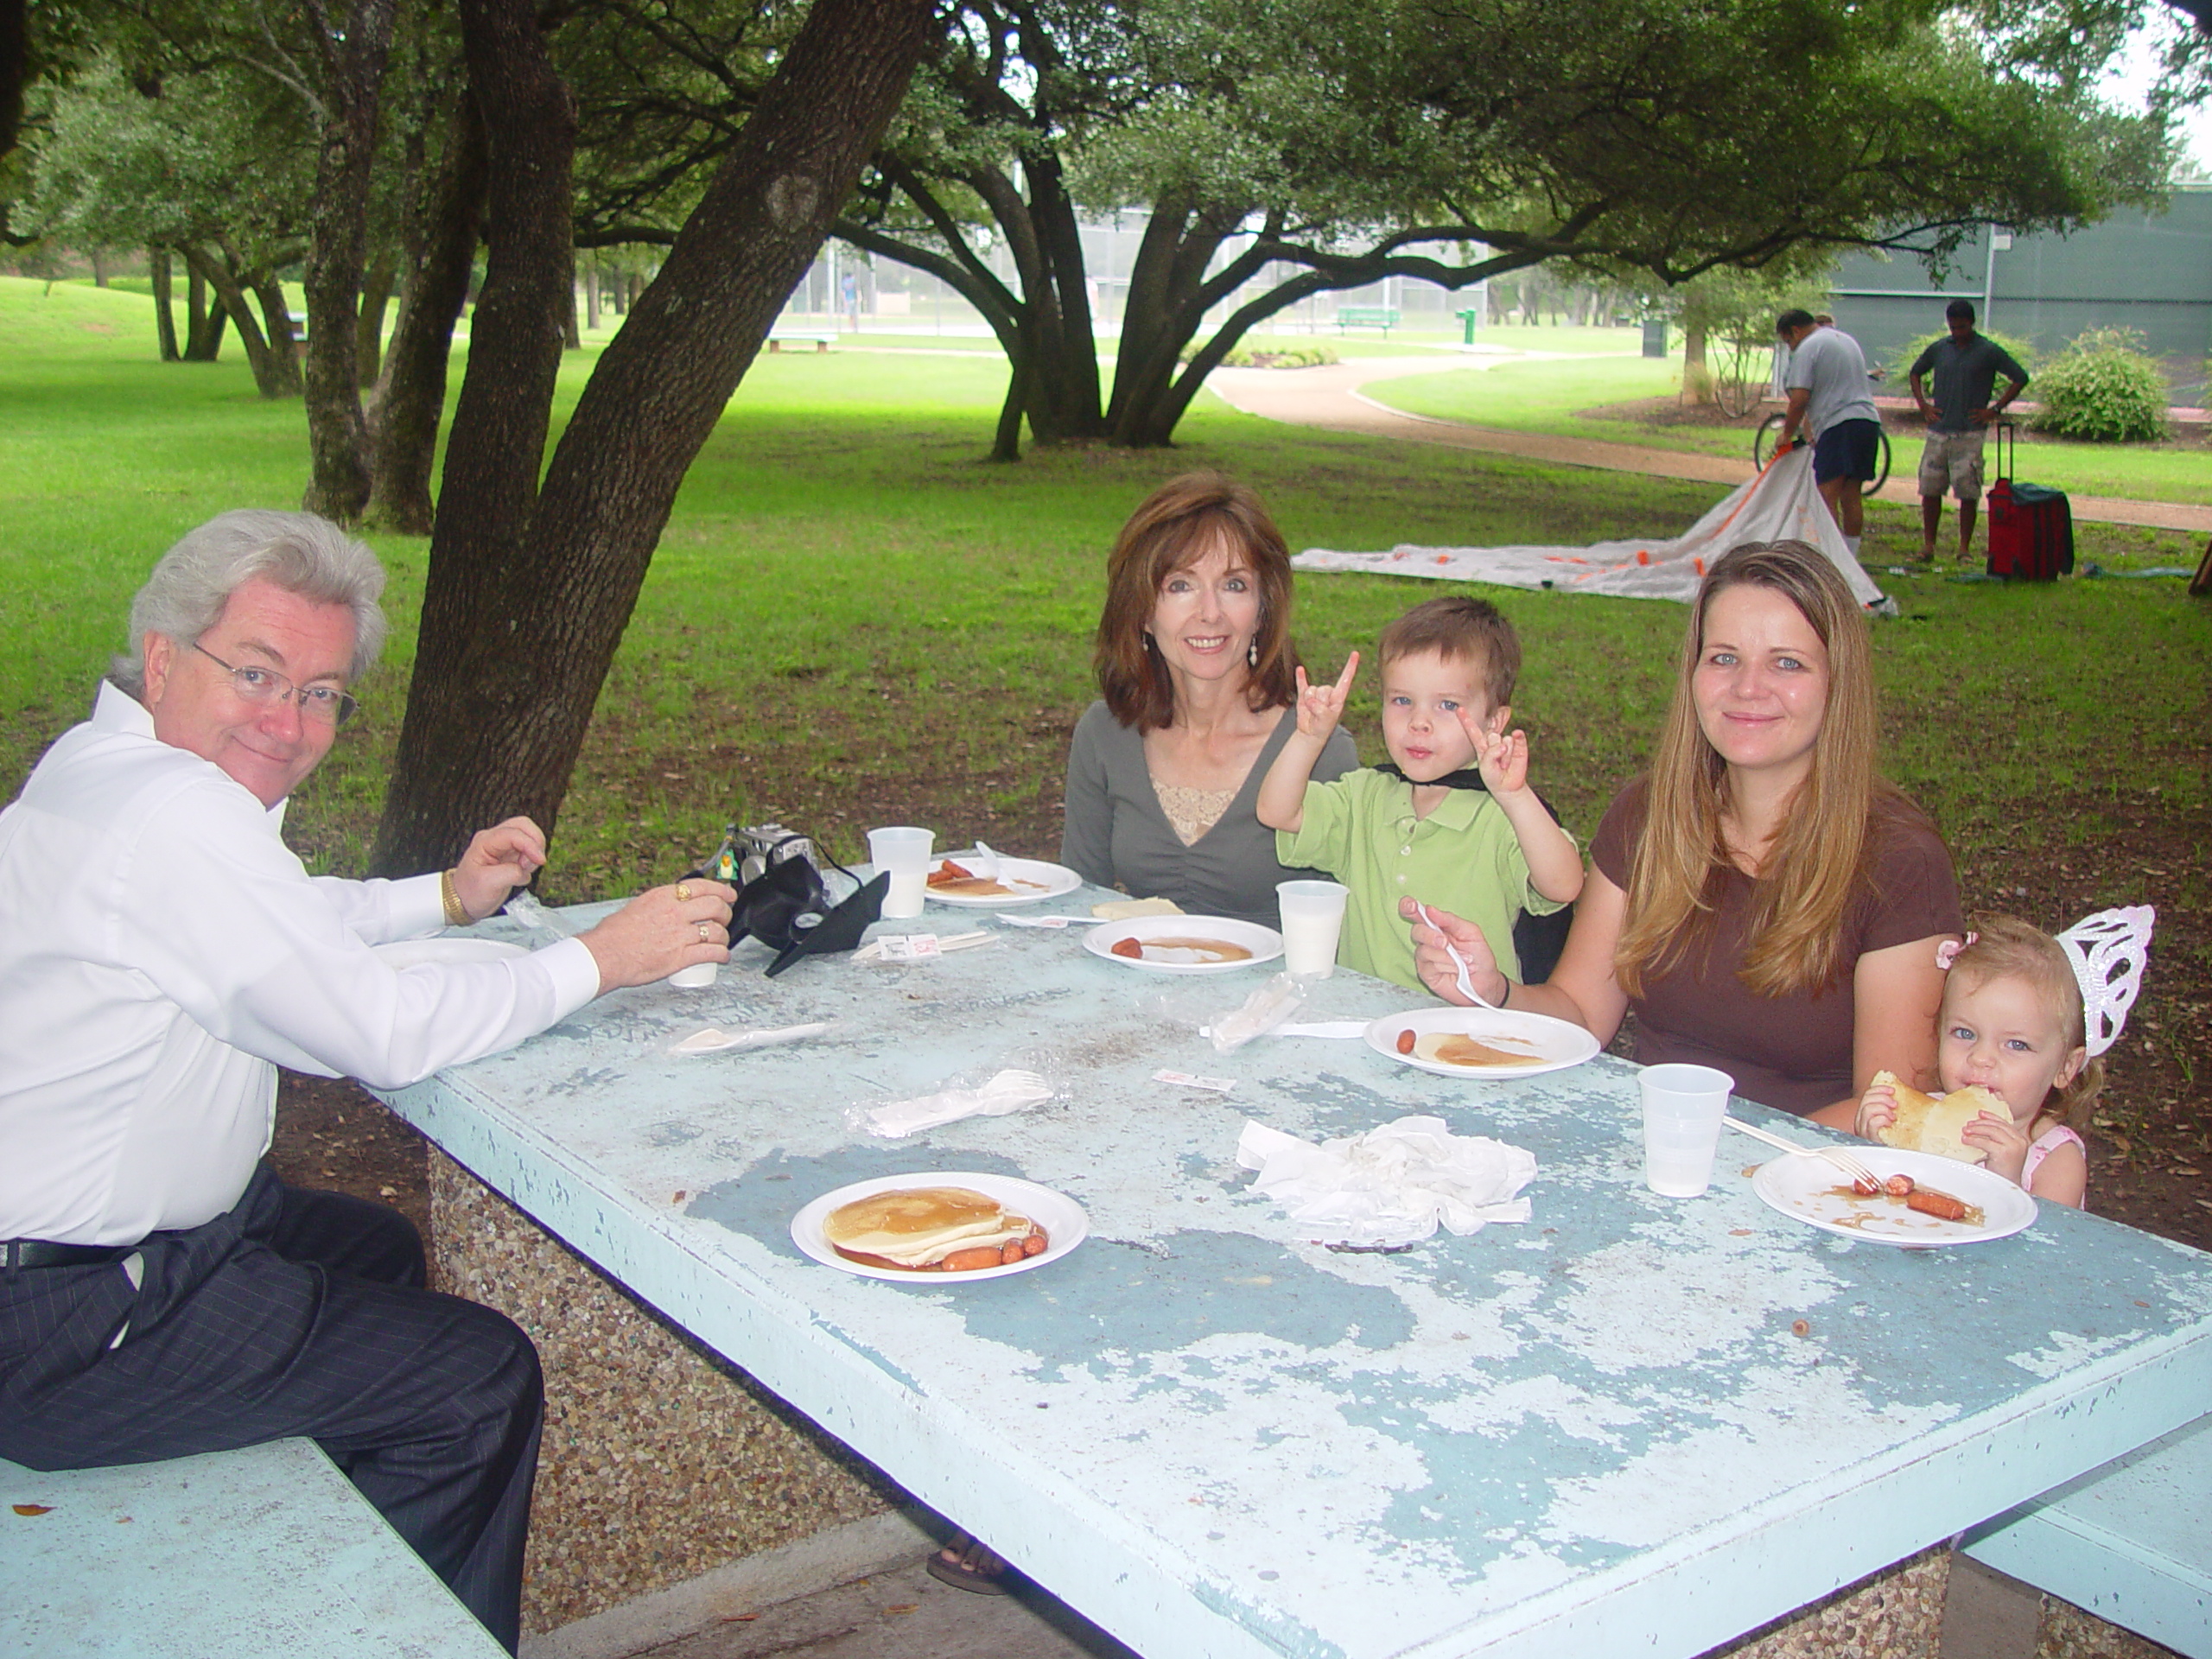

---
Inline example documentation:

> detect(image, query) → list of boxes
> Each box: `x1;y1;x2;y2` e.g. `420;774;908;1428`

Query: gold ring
696;922;711;943
676;881;692;901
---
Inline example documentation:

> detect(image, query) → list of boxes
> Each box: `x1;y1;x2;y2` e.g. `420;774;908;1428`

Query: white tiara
2057;906;2155;1058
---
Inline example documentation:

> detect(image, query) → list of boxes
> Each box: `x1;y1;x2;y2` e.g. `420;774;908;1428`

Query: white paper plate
791;1173;1088;1284
1363;1007;1601;1079
1082;915;1284;975
1751;1147;2036;1246
373;938;531;969
925;855;1083;908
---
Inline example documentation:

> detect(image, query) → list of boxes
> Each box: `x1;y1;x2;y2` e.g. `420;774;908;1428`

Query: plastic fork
1722;1115;1882;1189
1415;902;1497;1008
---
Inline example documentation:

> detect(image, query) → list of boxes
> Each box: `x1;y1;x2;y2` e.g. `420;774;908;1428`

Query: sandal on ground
926;1531;1011;1596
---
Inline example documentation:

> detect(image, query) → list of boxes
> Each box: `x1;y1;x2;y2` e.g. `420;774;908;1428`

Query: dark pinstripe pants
0;1163;542;1653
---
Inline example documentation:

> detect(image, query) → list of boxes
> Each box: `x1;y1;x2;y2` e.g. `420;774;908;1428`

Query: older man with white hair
0;511;734;1652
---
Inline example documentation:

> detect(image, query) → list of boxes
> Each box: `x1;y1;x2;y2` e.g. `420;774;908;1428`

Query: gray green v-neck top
1059;702;1358;928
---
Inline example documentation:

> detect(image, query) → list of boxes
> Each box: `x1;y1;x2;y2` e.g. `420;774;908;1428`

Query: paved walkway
1206;354;2212;536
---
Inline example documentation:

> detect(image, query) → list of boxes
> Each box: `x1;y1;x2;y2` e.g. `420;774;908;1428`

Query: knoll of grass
1370;358;2211;504
1;272;2203;906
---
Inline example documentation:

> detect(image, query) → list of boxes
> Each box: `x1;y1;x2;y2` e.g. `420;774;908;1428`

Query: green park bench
766;329;837;353
1;1438;505;1657
1334;306;1400;334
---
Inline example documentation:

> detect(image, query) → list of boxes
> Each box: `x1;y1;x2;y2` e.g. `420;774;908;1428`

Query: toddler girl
1855;907;2154;1209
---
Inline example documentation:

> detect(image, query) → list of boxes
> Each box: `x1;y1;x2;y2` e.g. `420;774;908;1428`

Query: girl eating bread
1854;909;2155;1207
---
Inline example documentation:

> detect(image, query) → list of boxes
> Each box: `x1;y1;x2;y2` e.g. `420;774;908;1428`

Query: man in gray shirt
1772;308;1884;556
1909;299;2029;561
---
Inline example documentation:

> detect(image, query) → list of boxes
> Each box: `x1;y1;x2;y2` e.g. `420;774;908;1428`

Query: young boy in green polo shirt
1256;596;1581;992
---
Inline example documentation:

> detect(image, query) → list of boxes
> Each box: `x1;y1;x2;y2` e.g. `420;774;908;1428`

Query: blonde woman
1408;540;1961;1122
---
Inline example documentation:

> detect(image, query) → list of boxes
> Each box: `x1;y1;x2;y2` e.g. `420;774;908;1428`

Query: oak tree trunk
151;248;180;362
252;276;304;397
182;247;287;393
358;245;397;388
183;261;223;360
301;0;397;521
366;92;487;535
372;0;935;875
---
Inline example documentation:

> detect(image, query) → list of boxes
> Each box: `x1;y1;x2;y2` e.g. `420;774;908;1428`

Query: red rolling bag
1985;423;2073;581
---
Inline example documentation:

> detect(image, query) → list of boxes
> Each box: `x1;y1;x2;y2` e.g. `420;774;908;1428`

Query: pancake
1870;1070;2006;1166
1128;936;1251;964
823;1185;1033;1268
1413;1031;1546;1068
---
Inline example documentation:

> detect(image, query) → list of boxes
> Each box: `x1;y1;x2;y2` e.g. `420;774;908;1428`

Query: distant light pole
1983;227;2012;329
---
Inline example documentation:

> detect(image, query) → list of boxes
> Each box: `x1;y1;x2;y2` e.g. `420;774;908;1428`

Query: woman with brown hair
1060;473;1356;926
1407;539;1961;1122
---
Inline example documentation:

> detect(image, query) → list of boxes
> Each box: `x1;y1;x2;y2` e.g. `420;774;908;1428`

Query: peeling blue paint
385;894;2212;1659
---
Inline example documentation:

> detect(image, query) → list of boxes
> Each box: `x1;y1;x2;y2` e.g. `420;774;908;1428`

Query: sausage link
1904;1187;1969;1222
940;1246;1007;1273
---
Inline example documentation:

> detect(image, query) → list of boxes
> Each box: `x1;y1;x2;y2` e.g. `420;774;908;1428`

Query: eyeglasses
193;643;359;728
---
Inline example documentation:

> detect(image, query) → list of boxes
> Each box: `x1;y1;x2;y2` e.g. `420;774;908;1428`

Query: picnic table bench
0;1438;503;1658
1335;305;1400;334
1960;1411;2212;1656
766;329;836;353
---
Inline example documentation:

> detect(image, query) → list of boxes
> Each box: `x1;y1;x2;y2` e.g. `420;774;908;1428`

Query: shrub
1181;341;1340;369
2027;327;2169;443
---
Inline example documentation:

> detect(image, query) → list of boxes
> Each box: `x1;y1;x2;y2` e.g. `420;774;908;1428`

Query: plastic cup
867;826;934;919
668;962;718;988
1638;1063;1735;1197
1276;880;1349;979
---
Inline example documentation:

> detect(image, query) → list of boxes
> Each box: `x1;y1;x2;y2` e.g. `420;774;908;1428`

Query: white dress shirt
0;683;601;1245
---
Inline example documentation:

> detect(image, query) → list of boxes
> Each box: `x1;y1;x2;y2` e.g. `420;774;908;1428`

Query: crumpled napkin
861;1068;1053;1139
1236;1116;1535;1246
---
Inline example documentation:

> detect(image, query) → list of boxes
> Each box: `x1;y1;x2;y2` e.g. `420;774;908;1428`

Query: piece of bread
823;1185;1033;1268
1091;897;1182;919
1869;1070;2008;1165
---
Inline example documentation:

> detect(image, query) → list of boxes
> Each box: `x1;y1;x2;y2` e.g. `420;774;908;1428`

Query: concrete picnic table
375;881;2212;1657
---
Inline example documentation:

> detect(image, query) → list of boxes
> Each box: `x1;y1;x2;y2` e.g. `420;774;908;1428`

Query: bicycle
1751;365;1892;496
1751;412;1891;496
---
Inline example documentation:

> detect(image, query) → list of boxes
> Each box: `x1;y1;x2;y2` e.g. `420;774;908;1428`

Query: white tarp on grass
1294;446;1891;609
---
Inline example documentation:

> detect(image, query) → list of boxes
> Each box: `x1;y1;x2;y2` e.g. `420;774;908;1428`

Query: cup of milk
867;826;935;919
1275;880;1349;979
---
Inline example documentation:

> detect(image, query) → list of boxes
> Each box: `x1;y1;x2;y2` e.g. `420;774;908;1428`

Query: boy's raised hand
1465;711;1529;796
1294;652;1360;741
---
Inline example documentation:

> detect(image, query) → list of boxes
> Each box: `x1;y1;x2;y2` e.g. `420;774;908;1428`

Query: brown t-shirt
1591;779;1962;1116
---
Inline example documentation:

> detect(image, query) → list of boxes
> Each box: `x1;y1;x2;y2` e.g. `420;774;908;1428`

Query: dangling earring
1248;638;1259;667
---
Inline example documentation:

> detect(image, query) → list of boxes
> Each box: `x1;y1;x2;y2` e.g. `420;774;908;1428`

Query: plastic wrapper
1207;973;1306;1053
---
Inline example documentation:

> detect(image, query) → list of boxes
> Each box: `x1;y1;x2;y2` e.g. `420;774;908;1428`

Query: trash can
1641;320;1669;358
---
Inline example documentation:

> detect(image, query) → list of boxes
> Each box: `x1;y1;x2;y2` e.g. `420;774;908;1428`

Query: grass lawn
1367;356;2212;505
3;275;2207;1245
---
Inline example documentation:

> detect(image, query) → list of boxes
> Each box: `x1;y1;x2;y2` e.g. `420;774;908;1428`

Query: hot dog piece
1904;1187;1968;1222
1851;1174;1882;1198
1396;1028;1417;1055
927;859;976;888
1885;1173;1915;1198
1109;936;1144;959
940;1246;1008;1273
1022;1229;1048;1255
1001;1240;1027;1265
